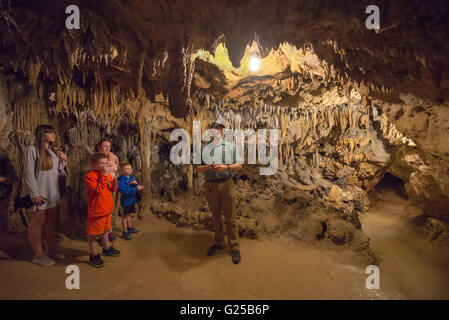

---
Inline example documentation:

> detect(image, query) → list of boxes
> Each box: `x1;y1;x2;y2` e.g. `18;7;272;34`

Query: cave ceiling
0;0;448;121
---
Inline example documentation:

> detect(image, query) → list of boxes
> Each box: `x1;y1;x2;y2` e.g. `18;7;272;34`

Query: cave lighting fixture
250;56;260;71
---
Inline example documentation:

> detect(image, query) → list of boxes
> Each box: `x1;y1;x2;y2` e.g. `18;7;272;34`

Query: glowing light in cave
250;56;260;71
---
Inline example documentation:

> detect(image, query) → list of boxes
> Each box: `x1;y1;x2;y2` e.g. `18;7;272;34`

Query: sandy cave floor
360;190;449;299
0;190;448;300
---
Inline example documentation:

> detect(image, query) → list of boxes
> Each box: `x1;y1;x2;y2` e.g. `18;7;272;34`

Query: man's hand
137;185;144;191
196;164;214;174
212;164;229;172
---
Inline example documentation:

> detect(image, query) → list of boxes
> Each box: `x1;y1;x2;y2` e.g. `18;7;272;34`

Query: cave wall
0;72;146;235
1;61;447;260
370;94;449;224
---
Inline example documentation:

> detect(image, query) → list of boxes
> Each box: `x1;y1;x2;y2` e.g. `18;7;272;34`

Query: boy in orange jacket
85;152;120;268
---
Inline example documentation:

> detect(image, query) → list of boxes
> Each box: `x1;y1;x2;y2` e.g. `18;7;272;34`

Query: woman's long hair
34;124;55;171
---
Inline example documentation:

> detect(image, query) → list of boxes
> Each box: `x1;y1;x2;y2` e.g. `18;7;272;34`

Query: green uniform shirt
201;139;242;181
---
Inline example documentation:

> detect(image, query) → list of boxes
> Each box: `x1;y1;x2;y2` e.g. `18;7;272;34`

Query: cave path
0;204;447;299
361;189;449;299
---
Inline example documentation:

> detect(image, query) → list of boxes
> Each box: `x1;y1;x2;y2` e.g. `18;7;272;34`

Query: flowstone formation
1;0;448;261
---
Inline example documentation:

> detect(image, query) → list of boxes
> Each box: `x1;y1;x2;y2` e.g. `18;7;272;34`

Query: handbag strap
34;145;39;178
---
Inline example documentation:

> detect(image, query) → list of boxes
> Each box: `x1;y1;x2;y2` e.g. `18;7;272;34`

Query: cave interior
0;0;449;299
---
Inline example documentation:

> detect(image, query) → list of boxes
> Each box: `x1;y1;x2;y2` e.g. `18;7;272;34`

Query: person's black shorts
122;204;136;216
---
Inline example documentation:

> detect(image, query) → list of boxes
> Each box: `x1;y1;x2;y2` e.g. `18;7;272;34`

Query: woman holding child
95;139;119;175
95;139;119;242
25;125;68;266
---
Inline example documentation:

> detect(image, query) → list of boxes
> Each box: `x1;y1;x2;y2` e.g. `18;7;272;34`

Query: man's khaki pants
204;179;240;250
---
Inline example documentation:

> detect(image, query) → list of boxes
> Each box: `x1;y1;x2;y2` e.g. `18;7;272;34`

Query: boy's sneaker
122;231;133;240
89;254;105;268
108;232;117;242
127;227;139;234
102;246;120;257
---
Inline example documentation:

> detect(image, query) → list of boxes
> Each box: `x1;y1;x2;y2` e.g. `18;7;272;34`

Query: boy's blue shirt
118;174;138;207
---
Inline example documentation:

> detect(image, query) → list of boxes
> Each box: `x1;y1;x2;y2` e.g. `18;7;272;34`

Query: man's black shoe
207;244;224;256
231;250;241;264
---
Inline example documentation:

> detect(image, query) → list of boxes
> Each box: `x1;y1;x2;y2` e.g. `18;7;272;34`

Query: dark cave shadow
157;229;228;272
370;172;408;201
0;231;89;264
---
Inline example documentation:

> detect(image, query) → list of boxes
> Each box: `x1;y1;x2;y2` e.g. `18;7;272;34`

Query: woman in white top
95;139;119;241
25;125;68;266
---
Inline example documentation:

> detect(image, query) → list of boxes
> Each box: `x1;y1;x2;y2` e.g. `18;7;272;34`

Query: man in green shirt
196;120;243;264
